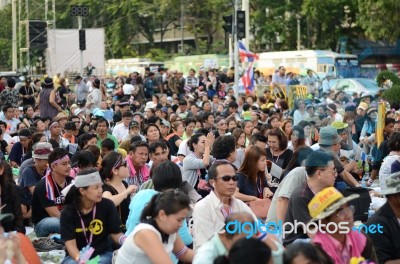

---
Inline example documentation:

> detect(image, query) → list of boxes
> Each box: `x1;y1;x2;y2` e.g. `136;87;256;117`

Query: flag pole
233;0;239;99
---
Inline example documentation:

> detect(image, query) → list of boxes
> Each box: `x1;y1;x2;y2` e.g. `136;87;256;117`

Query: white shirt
112;123;129;141
178;139;191;157
116;223;177;264
123;84;134;95
192;191;256;251
379;155;399;191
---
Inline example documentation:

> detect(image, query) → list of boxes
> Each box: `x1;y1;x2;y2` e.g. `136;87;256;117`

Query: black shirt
102;182;130;231
31;175;73;225
19;85;36;106
1;182;25;234
266;148;293;182
167;134;181;156
237;172;267;198
283;183;314;246
61;198;122;257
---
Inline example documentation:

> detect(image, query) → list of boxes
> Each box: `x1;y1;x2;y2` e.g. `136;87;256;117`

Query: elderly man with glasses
192;161;256;251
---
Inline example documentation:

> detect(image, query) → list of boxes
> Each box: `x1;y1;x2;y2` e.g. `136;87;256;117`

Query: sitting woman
0;160;25;233
182;133;215;193
116;189;194;264
60;168;126;264
125;161;194;263
287;125;305;151
100;151;137;233
234;146;273;202
308;187;377;264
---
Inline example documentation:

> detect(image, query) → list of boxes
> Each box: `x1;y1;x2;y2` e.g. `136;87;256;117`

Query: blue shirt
125;189;193;244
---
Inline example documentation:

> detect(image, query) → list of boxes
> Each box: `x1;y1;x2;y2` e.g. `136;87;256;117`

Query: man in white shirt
192;161;256;251
271;66;286;86
112;111;133;142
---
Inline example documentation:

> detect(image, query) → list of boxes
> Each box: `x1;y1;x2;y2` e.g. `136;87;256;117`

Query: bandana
75;171;103;188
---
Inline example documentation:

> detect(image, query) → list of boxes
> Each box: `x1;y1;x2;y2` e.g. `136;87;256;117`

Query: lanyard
51;175;65;196
78;205;97;246
220;205;232;219
256;177;263;198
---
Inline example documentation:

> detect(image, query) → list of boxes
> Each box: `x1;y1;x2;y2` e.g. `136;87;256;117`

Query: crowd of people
0;66;398;264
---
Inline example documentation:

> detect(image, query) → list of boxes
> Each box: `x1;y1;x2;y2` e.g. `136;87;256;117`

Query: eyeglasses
217;175;239;182
319;168;337;175
218;122;227;126
116;160;127;169
336;205;355;219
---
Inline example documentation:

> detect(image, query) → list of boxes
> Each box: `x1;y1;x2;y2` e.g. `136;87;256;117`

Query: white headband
75;171;103;188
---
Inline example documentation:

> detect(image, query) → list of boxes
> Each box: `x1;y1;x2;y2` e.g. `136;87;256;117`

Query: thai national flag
238;41;259;63
241;61;255;94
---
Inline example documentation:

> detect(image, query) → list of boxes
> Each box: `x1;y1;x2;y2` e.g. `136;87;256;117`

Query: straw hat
308;187;359;222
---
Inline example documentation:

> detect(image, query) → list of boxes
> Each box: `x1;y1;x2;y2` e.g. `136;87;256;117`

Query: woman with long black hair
60;168;126;264
0;160;25;233
99;151;137;232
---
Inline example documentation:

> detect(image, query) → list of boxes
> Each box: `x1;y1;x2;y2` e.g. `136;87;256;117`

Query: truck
256;50;360;78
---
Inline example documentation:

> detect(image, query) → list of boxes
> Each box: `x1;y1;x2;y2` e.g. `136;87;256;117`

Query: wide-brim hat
381;171;400;196
308;187;359;222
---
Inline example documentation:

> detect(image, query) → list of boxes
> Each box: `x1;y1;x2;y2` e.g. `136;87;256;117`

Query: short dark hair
95;117;109;128
388;132;400;152
7;78;15;88
228;101;238;109
152;161;182;191
2;104;13;113
78;133;97;149
144;124;161;136
305;151;334;177
250;133;267;145
122;111;134;118
64;121;77;131
202;112;214;122
208;160;235;180
184;117;196;127
101;138;115;151
212;135;236;160
385;117;396;126
48;148;69;167
147;116;160;125
149;141;167;154
130;140;149;152
76;150;96;168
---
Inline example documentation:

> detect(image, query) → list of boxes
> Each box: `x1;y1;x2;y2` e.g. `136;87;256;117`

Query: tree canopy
0;0;399;69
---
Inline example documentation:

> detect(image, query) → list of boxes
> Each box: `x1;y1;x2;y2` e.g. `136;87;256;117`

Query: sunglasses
217;175;239;182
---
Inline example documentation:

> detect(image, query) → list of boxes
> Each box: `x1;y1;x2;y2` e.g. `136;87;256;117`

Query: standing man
75;76;89;106
271;66;286;86
31;148;74;237
85;62;96;76
19;77;36;106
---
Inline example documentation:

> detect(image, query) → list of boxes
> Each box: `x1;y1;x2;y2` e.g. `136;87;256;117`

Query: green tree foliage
185;0;230;54
357;0;400;43
301;0;360;50
0;5;12;70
